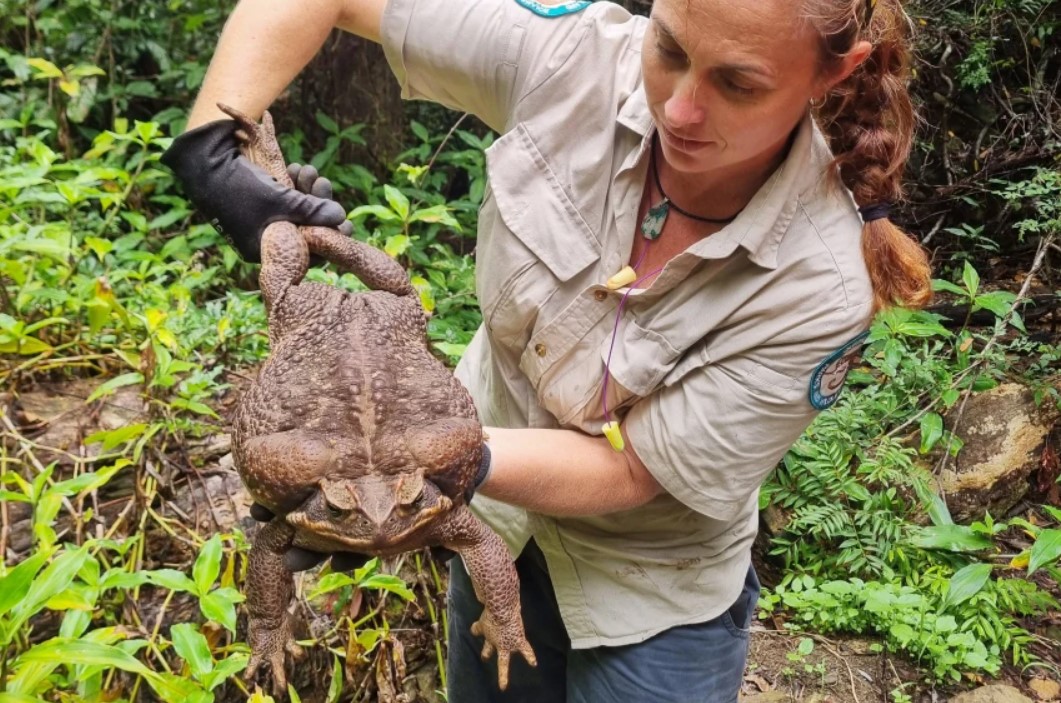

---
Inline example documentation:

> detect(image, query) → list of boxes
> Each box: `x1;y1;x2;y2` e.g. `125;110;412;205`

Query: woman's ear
816;39;873;96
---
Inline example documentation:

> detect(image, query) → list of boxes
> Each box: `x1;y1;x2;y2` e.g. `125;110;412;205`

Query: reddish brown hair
806;0;932;312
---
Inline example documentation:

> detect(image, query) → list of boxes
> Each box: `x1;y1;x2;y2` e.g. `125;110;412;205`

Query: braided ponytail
807;0;932;313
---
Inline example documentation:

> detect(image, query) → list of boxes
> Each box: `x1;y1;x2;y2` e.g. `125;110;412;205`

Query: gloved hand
161;119;350;262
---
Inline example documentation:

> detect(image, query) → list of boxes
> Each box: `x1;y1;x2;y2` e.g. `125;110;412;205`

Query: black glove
161;119;348;262
248;503;369;573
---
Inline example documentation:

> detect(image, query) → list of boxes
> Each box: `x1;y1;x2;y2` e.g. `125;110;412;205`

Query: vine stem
884;233;1056;445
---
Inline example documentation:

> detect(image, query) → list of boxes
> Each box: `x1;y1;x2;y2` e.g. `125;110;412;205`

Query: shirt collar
616;87;833;271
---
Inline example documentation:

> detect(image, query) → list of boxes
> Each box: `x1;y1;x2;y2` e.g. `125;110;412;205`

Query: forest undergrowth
1;0;1059;701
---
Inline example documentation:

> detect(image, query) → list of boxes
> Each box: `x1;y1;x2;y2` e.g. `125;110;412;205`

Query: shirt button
594;290;608;301
535;343;547;357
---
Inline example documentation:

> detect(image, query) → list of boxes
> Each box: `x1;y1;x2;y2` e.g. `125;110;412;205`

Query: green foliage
761;261;1060;682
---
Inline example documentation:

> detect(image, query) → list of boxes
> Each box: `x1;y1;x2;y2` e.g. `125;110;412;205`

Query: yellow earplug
606;266;637;290
602;421;624;452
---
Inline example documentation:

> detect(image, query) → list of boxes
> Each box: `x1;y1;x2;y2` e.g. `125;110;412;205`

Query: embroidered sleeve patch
808;331;869;410
513;0;591;17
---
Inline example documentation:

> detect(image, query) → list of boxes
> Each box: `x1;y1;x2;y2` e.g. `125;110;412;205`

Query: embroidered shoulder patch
513;0;591;18
808;331;869;410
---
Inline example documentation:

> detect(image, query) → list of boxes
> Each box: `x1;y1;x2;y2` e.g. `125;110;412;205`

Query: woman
163;0;932;700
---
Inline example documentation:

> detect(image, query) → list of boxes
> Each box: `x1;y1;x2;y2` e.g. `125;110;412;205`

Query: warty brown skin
221;104;535;692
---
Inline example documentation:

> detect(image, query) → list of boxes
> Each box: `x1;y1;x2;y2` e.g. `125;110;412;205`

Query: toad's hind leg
259;221;309;323
217;103;293;186
302;226;414;297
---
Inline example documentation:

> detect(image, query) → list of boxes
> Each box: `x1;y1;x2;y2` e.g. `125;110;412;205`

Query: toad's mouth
287;494;454;551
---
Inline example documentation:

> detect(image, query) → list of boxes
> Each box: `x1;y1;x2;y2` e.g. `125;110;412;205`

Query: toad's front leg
431;506;536;690
245;518;304;691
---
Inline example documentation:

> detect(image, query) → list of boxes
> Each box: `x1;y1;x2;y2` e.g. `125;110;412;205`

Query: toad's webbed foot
245;615;304;692
471;607;537;690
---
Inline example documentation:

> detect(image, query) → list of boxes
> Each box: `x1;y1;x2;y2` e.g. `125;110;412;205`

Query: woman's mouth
659;126;712;154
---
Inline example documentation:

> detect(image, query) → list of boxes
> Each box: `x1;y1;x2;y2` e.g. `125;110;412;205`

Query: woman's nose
664;77;706;129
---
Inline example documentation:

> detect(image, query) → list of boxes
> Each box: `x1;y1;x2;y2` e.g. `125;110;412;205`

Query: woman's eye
655;42;685;63
723;79;756;96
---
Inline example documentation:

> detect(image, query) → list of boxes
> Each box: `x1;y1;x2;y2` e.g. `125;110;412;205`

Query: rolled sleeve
624;354;819;522
380;0;590;131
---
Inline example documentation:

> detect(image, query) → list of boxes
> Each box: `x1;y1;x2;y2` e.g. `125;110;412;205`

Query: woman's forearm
478;426;663;517
187;0;386;129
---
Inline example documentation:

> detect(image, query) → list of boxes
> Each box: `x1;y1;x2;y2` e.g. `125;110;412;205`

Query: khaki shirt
382;0;873;647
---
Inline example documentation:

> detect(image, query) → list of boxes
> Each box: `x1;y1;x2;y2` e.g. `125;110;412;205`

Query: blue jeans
446;540;759;703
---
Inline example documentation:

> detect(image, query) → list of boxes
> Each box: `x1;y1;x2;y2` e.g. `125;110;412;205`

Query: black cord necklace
640;134;743;240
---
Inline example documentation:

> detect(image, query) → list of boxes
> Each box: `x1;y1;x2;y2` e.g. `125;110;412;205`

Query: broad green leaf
99;569;151;591
384;234;411;258
890;623;915;643
410;121;429;142
0;693;50;702
50;459;129;496
148;208;191;231
169;398;220;418
68;64;105;79
145;568;197;593
26;58;63;79
973;290;1016;318
943;562;992;609
9;547;90;631
934;615;958;632
931;279;967;296
84;424;149;450
411;274;435;313
909;525;992;552
59;608;92;639
11;237;73;262
86;372;144;403
409;204;460;229
147;671;212;703
199;589;240;634
315;110;340;134
193;535;223;595
919;412;944;454
914;480;953;526
349;204;400;222
0;550;51;619
14;638;152;677
0;337;52;355
326;655;343;703
201;653;248;691
309;572;357;599
359;573;415;601
134;120;161;143
170;623;213;679
961;261;980;297
433;342;467;359
248;688;277;703
383;185;410;221
42;586;95;612
1028;529;1061;575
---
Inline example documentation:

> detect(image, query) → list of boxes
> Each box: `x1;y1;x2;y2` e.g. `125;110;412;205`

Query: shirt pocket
536;318;679;430
479;123;601;349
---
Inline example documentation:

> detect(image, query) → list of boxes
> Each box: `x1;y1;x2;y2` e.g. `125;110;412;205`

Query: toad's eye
325;502;346;519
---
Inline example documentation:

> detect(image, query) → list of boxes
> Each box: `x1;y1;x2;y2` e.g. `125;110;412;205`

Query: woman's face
641;0;831;177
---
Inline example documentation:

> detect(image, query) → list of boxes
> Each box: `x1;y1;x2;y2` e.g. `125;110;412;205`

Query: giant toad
221;104;535;691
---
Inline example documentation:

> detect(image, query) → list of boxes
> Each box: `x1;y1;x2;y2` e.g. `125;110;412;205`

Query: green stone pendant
641;198;669;240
